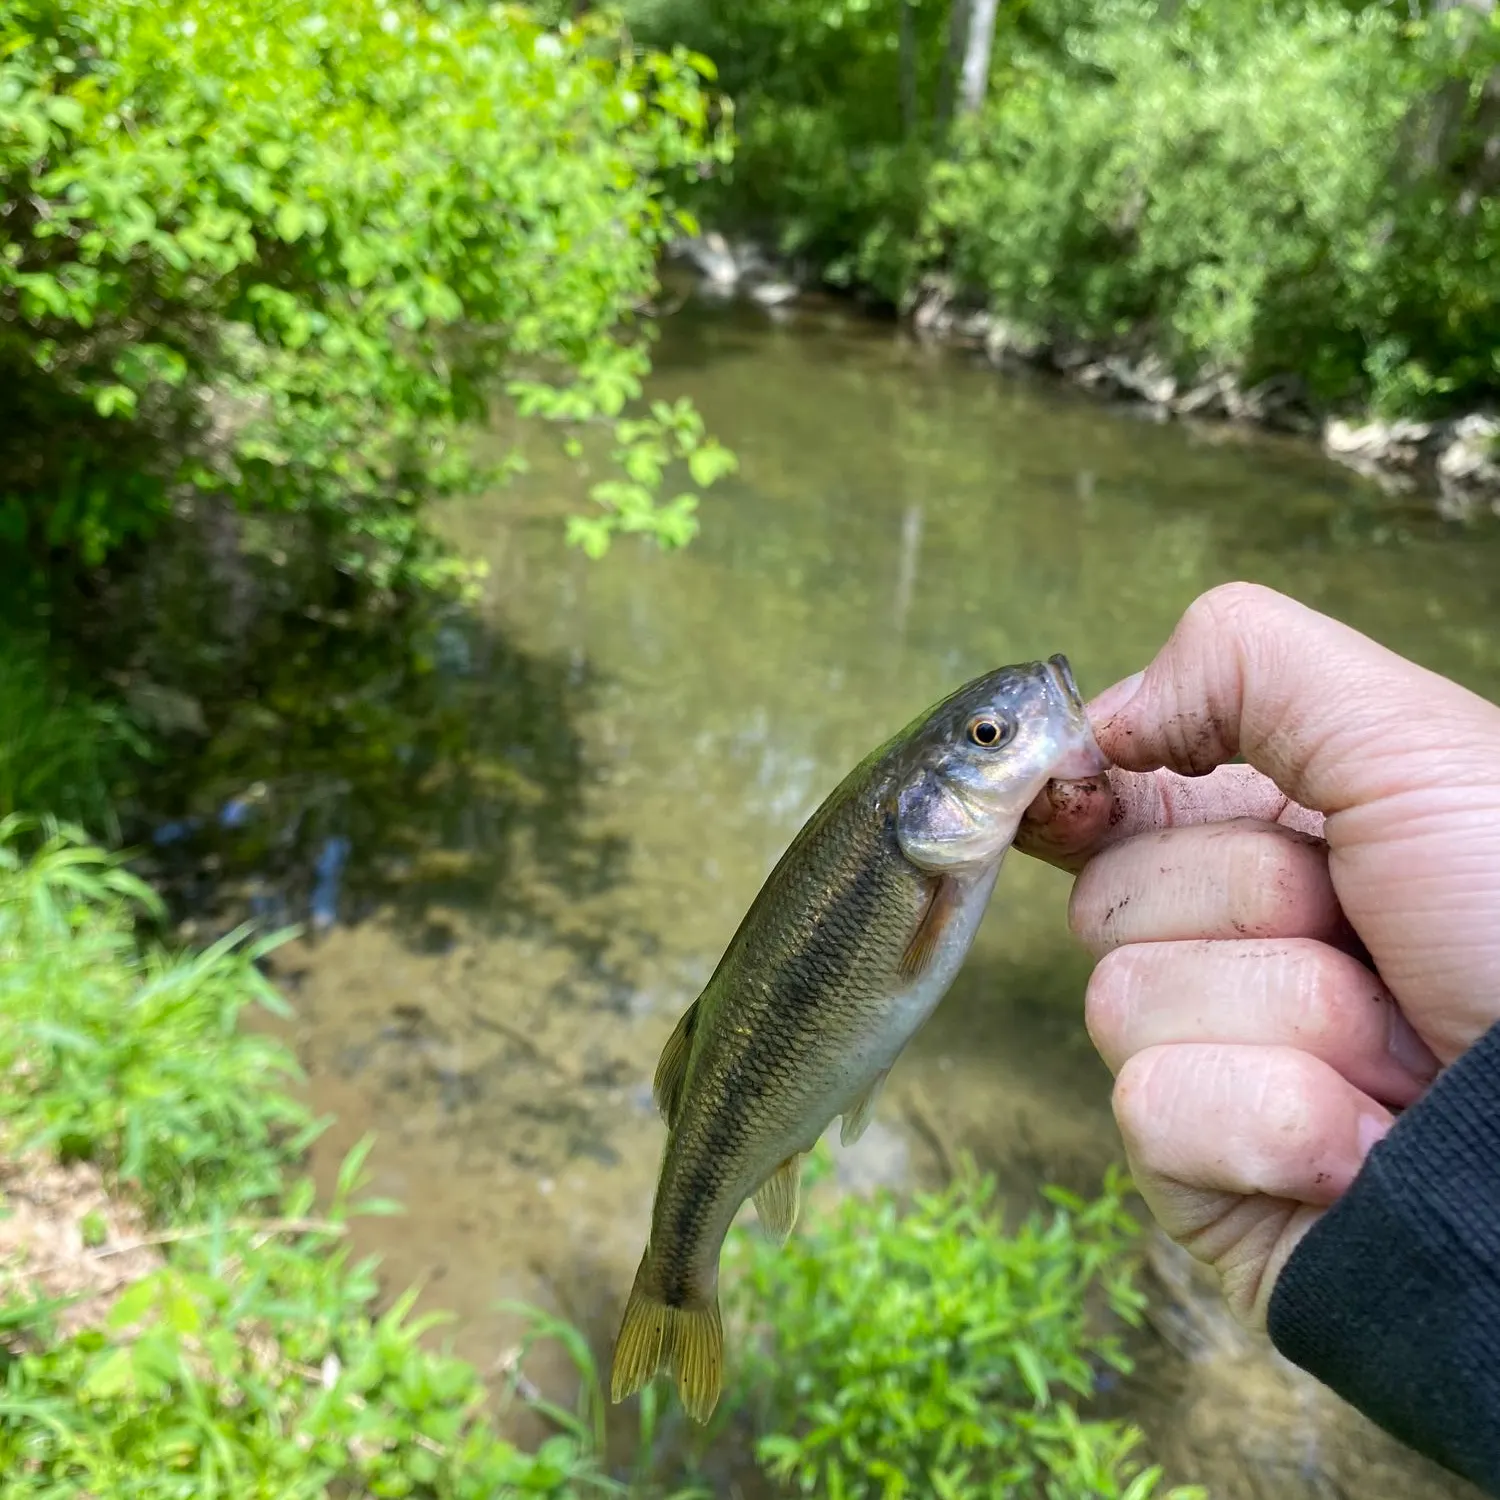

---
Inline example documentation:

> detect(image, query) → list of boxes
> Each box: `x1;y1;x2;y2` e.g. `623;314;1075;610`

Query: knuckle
1190;580;1283;638
1224;825;1314;936
1084;948;1140;1060
1283;944;1347;1043
1112;1046;1173;1148
1246;1052;1321;1152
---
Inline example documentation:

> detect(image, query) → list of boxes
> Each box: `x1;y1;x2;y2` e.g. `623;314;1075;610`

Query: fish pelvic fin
652;998;701;1129
609;1250;724;1425
840;1067;890;1147
898;875;960;982
752;1153;803;1245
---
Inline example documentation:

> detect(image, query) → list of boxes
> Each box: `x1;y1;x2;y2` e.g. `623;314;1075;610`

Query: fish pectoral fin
652;997;701;1128
752;1154;803;1246
898;875;960;981
610;1251;724;1426
840;1067;890;1147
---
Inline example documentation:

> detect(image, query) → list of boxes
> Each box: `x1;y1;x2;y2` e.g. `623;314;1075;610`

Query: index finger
1015;762;1324;874
1017;581;1500;872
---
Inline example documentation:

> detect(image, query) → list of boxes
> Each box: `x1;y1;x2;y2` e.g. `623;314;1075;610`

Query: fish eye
967;715;1014;749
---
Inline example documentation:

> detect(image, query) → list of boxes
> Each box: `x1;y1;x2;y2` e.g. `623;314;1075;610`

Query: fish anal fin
752;1153;803;1246
652;998;701;1128
840;1067;890;1147
610;1250;723;1425
899;875;960;981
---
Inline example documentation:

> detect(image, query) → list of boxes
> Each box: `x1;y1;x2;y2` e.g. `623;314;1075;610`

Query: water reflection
70;512;630;966
892;502;923;642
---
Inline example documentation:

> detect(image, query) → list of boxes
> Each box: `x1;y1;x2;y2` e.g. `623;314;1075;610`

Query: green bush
0;0;735;582
0;816;311;1218
629;0;1500;418
928;0;1500;411
0;819;704;1497
0;1174;633;1498
724;1159;1205;1500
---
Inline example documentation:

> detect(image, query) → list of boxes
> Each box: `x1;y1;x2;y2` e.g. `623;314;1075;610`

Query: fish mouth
1045;653;1083;710
1044;652;1111;777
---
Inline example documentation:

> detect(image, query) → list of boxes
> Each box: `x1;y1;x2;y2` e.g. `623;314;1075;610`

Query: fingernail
1357;1112;1391;1158
1388;1007;1441;1082
1089;670;1145;729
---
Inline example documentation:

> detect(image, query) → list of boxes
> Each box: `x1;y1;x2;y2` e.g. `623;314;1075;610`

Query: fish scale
610;655;1108;1424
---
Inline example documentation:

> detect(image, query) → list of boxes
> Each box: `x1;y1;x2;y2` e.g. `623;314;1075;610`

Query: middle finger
1070;817;1347;955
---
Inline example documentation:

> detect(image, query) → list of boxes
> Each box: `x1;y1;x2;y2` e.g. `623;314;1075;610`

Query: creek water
133;292;1500;1497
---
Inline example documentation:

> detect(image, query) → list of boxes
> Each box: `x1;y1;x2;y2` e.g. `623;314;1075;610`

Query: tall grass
0;639;134;840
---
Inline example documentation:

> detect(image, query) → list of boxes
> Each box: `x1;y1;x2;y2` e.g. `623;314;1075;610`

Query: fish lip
1045;653;1082;709
1044;653;1111;777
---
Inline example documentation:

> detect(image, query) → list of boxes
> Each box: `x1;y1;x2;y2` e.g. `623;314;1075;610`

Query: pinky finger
1113;1043;1394;1326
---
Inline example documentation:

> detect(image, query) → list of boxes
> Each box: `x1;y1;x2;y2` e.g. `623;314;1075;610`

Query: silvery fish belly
610;654;1107;1423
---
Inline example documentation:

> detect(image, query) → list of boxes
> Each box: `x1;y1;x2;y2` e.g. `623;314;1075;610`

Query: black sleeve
1267;1017;1500;1496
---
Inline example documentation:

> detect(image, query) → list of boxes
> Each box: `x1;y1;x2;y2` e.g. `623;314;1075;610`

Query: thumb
1097;582;1500;1059
1098;582;1500;807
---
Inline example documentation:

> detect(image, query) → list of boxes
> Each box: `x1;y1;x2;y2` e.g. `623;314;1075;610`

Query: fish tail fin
610;1250;724;1425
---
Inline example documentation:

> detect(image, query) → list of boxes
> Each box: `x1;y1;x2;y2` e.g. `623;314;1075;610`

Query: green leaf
1012;1340;1051;1407
45;95;85;131
107;1275;161;1331
79;1347;134;1400
687;441;738;488
91;384;138;419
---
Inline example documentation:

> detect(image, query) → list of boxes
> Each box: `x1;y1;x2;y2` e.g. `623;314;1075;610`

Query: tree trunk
957;0;1001;118
936;0;971;133
1401;0;1500;211
899;0;919;139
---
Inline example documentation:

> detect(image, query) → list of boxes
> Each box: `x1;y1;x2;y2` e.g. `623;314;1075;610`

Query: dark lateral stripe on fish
654;812;918;1301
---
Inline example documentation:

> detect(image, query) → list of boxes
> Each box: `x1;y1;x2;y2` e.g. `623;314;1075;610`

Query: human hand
1016;582;1500;1327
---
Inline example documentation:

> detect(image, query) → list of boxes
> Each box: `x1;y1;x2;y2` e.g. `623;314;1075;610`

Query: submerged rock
670;232;802;312
1436;412;1500;517
1322;412;1500;514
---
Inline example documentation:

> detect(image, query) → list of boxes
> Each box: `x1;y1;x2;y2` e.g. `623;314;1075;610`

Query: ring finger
1086;936;1440;1109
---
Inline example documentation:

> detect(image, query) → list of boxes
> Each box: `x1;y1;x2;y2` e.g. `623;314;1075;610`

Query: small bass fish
610;655;1107;1423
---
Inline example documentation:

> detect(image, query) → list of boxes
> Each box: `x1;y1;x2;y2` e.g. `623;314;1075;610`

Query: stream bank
670;231;1500;518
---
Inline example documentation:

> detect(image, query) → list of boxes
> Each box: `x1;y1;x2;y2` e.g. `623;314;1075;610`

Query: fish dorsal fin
752;1153;803;1245
840;1066;891;1146
652;997;701;1129
898;875;960;981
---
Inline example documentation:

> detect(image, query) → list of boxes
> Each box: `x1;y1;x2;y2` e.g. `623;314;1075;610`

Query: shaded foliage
29;507;629;954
